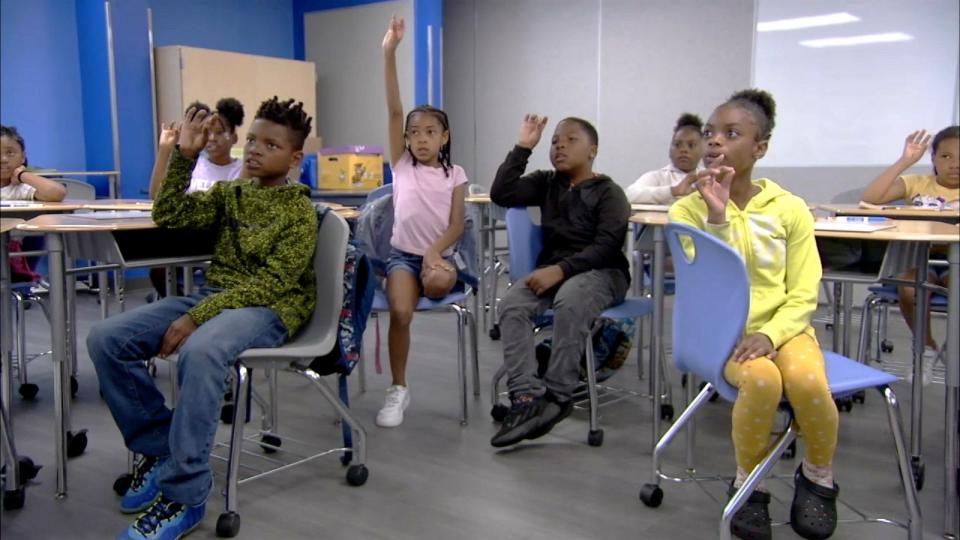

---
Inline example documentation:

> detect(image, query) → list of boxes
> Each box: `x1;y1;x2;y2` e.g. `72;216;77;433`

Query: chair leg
452;305;468;425
857;295;877;364
584;322;602;444
291;365;368;466
648;383;715;485
223;364;250;519
98;270;109;319
880;386;923;539
13;292;28;388
468;309;480;397
720;423;797;540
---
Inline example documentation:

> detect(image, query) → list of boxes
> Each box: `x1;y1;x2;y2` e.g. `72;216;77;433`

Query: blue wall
150;0;294;59
0;0;87;172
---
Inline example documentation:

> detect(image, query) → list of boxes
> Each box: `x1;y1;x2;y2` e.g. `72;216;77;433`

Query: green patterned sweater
153;150;317;336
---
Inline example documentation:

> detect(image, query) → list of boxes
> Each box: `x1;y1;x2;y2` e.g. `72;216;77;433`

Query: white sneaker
907;347;940;386
376;385;410;427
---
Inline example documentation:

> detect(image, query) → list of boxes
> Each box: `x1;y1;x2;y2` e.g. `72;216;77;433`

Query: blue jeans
87;287;287;506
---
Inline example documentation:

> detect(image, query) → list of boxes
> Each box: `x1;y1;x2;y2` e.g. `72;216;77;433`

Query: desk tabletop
0;201;85;214
80;199;153;211
18;214;157;232
1;218;25;234
630;212;669;226
819;203;960;221
465;194;492;204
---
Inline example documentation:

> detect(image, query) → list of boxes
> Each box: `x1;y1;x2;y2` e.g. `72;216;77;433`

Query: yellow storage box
319;145;384;190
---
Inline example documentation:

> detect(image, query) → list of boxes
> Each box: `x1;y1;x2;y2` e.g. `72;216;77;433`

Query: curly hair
215;97;245;132
255;96;313;150
726;88;776;142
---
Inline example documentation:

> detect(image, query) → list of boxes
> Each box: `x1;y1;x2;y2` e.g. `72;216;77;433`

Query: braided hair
255;96;313;150
405;105;452;177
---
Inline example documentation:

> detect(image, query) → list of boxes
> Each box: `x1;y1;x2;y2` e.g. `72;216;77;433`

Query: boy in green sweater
88;97;317;540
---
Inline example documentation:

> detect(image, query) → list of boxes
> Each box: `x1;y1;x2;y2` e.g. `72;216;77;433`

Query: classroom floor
0;285;953;540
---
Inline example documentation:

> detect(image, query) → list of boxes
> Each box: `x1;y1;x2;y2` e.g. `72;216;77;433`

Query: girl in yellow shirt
862;125;959;383
670;89;837;540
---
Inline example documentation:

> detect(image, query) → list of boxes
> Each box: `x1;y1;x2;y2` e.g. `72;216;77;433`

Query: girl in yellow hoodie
669;89;837;540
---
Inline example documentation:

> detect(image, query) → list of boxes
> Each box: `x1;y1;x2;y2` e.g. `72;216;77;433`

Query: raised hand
900;129;931;166
382;15;405;52
158;122;180;150
177;106;209;159
695;161;735;223
517;114;549;150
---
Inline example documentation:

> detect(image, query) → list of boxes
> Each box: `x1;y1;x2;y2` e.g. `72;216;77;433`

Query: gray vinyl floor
0;284;954;540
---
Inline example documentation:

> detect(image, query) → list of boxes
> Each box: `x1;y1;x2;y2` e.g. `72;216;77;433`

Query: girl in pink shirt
378;16;468;427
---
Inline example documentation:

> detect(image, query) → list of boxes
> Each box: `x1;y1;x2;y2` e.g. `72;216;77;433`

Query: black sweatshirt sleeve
556;182;630;278
490;145;551;207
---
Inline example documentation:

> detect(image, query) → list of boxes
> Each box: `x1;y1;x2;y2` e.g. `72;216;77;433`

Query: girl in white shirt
1;125;67;201
625;113;704;204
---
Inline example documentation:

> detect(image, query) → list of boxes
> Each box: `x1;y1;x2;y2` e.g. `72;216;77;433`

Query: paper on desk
815;216;897;232
74;210;152;219
0;200;42;207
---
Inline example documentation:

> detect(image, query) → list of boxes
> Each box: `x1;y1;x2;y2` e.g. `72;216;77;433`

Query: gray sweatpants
499;268;629;400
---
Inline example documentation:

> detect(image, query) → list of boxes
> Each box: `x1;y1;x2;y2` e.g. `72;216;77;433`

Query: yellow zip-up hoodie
668;179;821;349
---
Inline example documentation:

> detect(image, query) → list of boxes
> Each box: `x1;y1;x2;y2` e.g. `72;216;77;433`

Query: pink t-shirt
391;152;468;256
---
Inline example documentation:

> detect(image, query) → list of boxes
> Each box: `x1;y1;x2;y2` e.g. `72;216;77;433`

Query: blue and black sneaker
119;455;167;514
116;494;205;540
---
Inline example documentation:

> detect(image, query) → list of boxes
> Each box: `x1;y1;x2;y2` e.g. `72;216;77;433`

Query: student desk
0;201;84;219
80;199;153;211
1;218;26;483
16;214;213;498
311;189;371;208
465;195;499;334
819;204;960;224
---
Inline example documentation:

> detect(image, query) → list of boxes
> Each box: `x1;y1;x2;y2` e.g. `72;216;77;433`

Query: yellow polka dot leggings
723;332;838;472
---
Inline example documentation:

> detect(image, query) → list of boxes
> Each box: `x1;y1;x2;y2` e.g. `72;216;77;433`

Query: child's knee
735;358;783;399
86;319;117;363
389;306;414;327
783;368;829;398
421;267;455;300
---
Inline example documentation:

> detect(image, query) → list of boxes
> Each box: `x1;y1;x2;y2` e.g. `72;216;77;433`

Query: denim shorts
386;248;454;277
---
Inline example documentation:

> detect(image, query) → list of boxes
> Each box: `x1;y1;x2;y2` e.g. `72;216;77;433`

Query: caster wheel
834;398;853;413
113;473;134;496
18;457;41;481
881;340;894;353
491;404;509;422
67;430;88;458
489;325;501;340
639;483;663;507
18;383;39;401
220;403;235;424
216;511;241;538
2;488;25;510
587;429;604;447
852;390;866;404
346;464;368;486
660;404;674;422
260;434;281;454
782;440;797;459
697;381;719;402
911;458;925;491
70;376;79;397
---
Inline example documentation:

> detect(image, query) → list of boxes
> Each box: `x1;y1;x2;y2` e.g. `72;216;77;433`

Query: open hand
695;163;735;222
518;114;549;150
159;314;198;358
423;248;454;273
900;129;931;166
10;165;25;185
158;122;180;149
382;16;405;52
733;333;776;363
177;106;209;159
525;265;564;296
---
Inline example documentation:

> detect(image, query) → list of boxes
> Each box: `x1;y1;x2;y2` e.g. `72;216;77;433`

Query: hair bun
675;113;703;132
215;97;245;130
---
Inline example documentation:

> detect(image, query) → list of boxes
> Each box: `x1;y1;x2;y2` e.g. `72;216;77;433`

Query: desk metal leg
909;247;927;474
47;232;69;498
476;204;488;332
841;283;853;357
1;230;16;481
651;225;665;453
486;206;496;332
944;242;959;539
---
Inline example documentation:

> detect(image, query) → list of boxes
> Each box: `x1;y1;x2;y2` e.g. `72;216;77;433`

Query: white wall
444;0;756;188
304;1;414;150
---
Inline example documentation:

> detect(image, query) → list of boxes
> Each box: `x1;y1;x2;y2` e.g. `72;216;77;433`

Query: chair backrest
366;183;394;204
57;178;96;200
291;211;350;350
664;222;749;402
504;207;543;281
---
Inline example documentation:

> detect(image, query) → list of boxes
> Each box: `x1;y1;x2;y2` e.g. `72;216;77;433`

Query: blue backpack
309;206;376;377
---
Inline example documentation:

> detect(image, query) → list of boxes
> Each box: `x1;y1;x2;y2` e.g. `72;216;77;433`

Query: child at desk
375;16;469;428
147;98;245;298
670;89;839;540
862;125;959;383
624;112;704;204
1;125;67;201
87;97;316;540
489;113;631;448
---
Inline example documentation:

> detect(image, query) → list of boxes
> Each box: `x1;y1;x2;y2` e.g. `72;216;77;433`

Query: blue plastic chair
365;183;480;425
489;207;653;446
638;222;921;539
858;283;948;370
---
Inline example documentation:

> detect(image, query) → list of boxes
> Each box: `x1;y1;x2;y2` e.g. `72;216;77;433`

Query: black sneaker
490;396;546;448
527;392;573;441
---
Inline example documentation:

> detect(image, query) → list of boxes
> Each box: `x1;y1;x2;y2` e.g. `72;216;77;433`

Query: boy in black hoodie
489;114;630;447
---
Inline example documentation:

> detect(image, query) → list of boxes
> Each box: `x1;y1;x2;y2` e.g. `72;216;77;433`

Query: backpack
535;318;638;383
308;206;376;377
